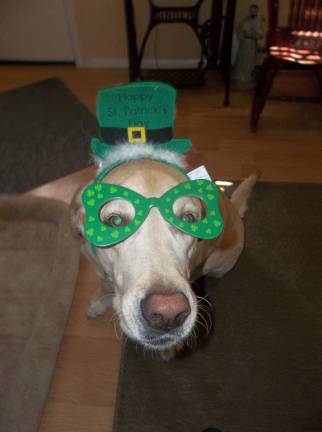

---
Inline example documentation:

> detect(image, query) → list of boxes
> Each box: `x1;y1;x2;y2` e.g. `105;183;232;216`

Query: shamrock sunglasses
82;178;224;248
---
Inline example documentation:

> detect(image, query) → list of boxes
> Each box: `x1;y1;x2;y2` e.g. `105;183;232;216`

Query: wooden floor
1;65;321;432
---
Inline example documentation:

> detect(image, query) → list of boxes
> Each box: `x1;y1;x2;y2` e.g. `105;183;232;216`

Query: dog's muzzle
139;291;192;347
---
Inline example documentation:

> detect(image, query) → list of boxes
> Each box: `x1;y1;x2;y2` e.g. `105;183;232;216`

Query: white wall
71;0;211;68
0;0;74;61
72;0;291;68
0;0;291;66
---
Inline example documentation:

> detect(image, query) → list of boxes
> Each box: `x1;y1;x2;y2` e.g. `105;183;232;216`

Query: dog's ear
230;174;257;218
70;187;86;239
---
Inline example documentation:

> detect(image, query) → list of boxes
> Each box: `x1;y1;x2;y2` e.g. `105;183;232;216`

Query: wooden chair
124;0;237;106
250;0;322;131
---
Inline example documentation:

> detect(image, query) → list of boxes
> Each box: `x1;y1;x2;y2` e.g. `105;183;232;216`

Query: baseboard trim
79;58;200;69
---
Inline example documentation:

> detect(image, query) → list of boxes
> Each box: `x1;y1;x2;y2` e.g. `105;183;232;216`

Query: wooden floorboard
0;65;321;432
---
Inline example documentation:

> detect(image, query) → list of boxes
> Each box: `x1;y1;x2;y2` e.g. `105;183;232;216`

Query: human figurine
232;3;265;89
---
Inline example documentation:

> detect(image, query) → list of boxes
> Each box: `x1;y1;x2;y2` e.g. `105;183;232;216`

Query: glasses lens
99;199;135;228
172;196;207;223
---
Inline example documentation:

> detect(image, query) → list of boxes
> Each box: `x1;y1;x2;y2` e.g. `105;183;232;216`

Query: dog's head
71;157;254;353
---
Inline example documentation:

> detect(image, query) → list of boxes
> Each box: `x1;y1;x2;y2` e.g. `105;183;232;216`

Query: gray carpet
113;182;322;432
0;78;97;193
0;195;80;432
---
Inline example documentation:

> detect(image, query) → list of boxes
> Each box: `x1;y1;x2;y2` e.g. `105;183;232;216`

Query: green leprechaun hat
91;81;192;159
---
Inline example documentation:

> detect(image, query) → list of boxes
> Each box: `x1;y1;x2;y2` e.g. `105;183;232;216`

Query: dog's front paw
86;302;107;318
86;292;112;318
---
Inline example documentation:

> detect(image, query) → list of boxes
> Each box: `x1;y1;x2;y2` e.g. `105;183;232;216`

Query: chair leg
314;68;322;97
250;56;278;132
223;64;231;107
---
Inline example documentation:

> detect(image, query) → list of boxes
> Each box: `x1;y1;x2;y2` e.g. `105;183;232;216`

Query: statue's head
249;4;259;17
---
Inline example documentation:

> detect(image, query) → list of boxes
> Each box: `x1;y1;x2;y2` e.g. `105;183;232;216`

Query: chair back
268;0;322;35
267;0;279;45
289;0;322;33
267;0;322;46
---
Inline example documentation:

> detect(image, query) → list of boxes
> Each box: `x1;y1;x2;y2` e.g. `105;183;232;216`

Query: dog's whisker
197;309;212;328
123;335;129;348
187;333;195;349
199;309;212;326
112;323;120;340
196;295;213;309
198;299;213;310
197;300;212;316
99;292;115;299
192;325;199;341
111;314;122;340
197;303;211;314
187;324;199;347
199;308;212;326
109;311;118;324
113;322;121;340
195;318;209;335
196;304;211;316
185;327;197;349
188;331;197;349
196;294;209;301
196;314;212;336
185;338;192;349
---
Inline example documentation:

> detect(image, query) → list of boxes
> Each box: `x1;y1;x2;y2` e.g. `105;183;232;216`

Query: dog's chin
120;319;190;350
119;310;197;353
128;325;194;351
141;335;180;350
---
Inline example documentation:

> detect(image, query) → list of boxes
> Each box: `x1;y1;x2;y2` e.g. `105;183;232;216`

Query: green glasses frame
82;179;224;247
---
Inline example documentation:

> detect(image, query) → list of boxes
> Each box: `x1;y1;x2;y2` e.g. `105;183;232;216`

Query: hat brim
91;138;192;160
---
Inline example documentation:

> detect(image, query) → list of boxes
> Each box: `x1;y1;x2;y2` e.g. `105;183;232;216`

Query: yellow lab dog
71;146;256;359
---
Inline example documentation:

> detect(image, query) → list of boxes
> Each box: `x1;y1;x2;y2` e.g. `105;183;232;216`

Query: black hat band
101;127;172;145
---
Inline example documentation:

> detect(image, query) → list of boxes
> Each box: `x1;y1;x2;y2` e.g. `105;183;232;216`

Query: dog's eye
105;214;128;227
173;196;206;224
180;212;198;223
100;199;135;227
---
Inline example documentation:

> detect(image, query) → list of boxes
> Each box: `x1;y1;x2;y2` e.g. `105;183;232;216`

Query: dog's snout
141;292;191;332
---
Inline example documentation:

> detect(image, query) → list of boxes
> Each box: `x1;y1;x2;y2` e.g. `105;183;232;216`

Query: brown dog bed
0;195;80;432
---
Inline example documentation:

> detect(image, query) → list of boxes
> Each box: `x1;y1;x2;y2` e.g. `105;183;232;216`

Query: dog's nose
141;292;191;332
